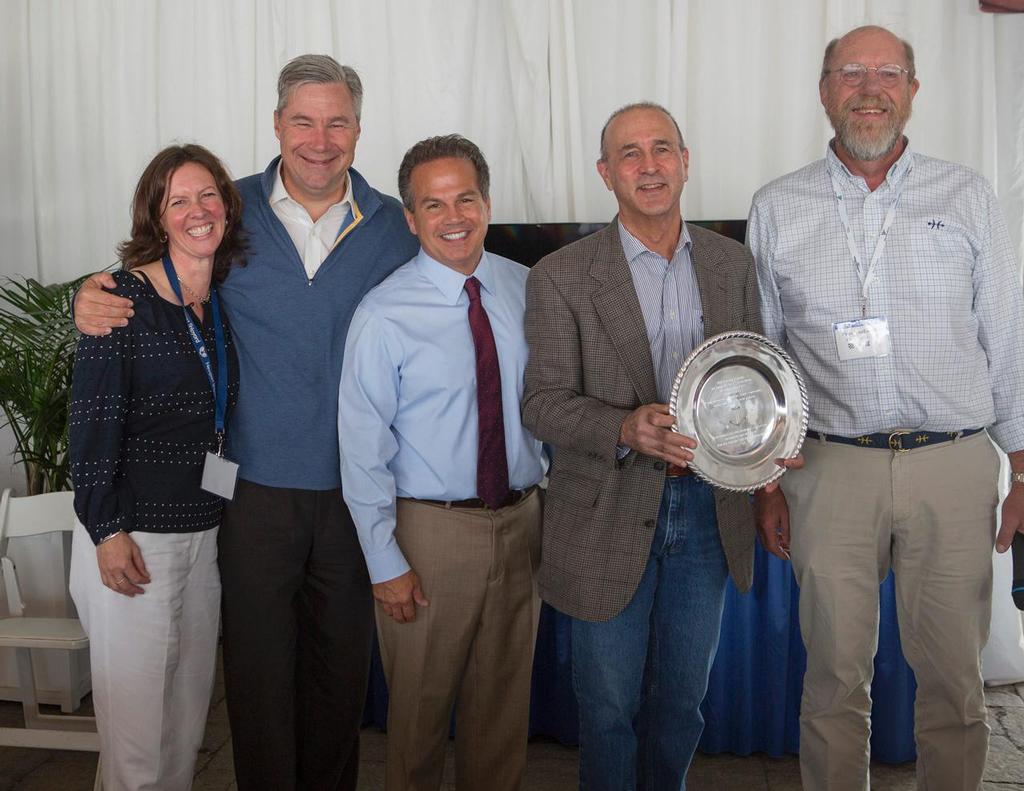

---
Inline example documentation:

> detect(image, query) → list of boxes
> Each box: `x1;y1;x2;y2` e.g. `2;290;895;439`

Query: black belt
807;428;983;452
409;486;535;510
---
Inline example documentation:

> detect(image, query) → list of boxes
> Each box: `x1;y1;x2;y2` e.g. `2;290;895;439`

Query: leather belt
807;428;983;453
408;486;535;510
666;463;692;477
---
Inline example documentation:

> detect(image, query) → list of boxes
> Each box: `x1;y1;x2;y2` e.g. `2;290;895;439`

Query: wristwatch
1011;472;1024;486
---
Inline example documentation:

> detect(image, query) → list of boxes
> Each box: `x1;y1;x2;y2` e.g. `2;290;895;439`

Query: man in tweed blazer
523;103;790;790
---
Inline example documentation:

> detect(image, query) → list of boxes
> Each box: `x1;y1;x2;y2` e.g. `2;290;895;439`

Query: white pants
69;525;220;791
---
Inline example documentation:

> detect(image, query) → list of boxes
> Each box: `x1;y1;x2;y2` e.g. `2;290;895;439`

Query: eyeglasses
825;63;911;88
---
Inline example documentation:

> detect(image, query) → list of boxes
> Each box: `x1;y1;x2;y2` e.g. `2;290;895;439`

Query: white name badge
833;316;891;361
201;452;239;500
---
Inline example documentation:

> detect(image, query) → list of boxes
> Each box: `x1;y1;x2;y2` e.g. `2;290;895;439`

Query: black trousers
219;480;374;791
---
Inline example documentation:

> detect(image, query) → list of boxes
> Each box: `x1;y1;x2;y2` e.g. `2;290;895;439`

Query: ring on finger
114;576;127;585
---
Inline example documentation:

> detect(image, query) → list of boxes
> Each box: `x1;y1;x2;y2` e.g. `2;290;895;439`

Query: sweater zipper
306;198;365;287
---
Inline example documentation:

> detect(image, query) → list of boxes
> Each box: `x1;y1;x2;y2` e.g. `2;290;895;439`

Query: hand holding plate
670;332;808;492
619;403;696;467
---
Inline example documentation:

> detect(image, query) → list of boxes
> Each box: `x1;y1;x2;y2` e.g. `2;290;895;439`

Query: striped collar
617;220;692;264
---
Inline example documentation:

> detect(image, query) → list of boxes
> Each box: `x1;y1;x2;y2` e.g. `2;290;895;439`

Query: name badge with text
833;316;891;361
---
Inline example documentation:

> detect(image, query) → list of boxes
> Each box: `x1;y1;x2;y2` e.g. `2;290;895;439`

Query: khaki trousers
377;489;542;791
782;432;999;791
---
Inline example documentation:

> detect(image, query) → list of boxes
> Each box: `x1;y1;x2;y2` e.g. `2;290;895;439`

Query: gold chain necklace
178;278;211;306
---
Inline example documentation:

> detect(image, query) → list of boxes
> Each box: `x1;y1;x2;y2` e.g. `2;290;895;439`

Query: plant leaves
0;274;90;494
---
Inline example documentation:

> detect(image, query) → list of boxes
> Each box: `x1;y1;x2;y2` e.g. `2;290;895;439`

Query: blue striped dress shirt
618;221;705;404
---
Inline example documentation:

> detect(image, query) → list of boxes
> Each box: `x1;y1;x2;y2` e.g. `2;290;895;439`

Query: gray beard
831;105;906;162
837;123;902;161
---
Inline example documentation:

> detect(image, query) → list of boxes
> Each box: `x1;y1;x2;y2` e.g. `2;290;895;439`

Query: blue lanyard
162;254;229;453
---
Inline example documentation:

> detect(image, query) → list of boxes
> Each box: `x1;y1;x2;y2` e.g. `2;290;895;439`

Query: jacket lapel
589;222;659;406
688;224;729;338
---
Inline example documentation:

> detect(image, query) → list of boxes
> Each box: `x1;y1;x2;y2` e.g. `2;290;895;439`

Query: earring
159;232;168;243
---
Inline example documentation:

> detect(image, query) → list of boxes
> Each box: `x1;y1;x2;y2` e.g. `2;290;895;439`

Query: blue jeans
571;475;728;791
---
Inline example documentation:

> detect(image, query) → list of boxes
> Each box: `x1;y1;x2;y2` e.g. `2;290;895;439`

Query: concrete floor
3;652;1024;790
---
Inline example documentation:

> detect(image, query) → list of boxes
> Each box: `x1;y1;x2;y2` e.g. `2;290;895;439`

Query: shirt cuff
615;444;632;460
988;422;1024;456
86;514;132;546
364;538;411;585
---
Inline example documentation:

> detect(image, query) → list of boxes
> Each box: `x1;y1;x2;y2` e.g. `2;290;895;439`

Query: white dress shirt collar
269;161;355;279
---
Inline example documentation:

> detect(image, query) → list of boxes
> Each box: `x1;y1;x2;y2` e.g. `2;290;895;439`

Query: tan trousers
377;490;542;791
782;432;999;791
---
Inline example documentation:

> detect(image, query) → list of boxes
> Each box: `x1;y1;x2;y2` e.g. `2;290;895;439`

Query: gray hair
820;26;916;83
397;134;491;212
599;101;686;161
276;54;364;120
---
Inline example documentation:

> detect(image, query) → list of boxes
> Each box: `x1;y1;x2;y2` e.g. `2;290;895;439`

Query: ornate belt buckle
888;430;911;452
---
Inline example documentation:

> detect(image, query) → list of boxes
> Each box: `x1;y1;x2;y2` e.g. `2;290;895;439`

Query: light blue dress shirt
338;249;547;583
615;220;705;459
619;221;705;404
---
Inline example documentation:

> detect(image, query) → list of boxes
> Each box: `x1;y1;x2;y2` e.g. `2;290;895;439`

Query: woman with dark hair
68;143;243;791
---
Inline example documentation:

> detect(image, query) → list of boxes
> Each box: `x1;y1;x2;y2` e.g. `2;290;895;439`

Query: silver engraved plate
669;331;808;492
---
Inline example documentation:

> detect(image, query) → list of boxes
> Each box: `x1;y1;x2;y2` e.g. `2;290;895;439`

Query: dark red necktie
465;276;510;509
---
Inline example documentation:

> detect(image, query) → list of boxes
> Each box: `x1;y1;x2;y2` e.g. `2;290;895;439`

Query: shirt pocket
898;228;975;307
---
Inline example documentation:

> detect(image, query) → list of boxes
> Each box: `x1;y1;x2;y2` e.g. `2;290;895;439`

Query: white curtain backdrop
2;0;1023;283
2;1;1024;678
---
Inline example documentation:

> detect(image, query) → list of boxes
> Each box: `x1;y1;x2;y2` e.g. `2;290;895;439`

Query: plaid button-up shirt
749;143;1024;452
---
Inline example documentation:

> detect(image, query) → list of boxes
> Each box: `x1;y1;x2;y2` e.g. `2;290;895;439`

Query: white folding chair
0;488;101;783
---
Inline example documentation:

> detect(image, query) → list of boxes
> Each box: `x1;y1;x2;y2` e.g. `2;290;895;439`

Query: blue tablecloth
366;543;918;763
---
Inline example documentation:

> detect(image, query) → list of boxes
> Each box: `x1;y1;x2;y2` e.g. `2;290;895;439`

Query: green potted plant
0;275;89;495
0;273;94;713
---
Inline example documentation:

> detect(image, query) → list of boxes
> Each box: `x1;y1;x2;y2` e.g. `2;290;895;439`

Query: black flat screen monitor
484;220;747;267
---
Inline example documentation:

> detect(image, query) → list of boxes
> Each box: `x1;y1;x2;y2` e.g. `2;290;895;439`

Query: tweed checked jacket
522;220;763;622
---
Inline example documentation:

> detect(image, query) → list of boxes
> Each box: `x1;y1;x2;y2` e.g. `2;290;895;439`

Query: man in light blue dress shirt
750;26;1024;790
338;135;545;791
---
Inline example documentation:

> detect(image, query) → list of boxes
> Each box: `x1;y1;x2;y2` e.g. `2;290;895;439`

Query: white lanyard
829;170;902;317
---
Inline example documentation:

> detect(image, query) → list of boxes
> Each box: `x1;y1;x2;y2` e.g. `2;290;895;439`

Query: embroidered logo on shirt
926;219;945;230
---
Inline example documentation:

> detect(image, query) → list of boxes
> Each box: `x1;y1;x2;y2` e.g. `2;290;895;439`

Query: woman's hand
96;533;151;596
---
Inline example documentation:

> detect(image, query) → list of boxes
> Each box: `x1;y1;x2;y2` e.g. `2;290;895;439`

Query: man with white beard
748;25;1024;791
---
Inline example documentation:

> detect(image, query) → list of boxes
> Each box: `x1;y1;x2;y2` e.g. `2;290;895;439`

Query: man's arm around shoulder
74;272;134;336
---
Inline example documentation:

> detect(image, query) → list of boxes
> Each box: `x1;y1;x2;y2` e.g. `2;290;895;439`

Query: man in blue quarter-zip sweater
74;55;418;791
